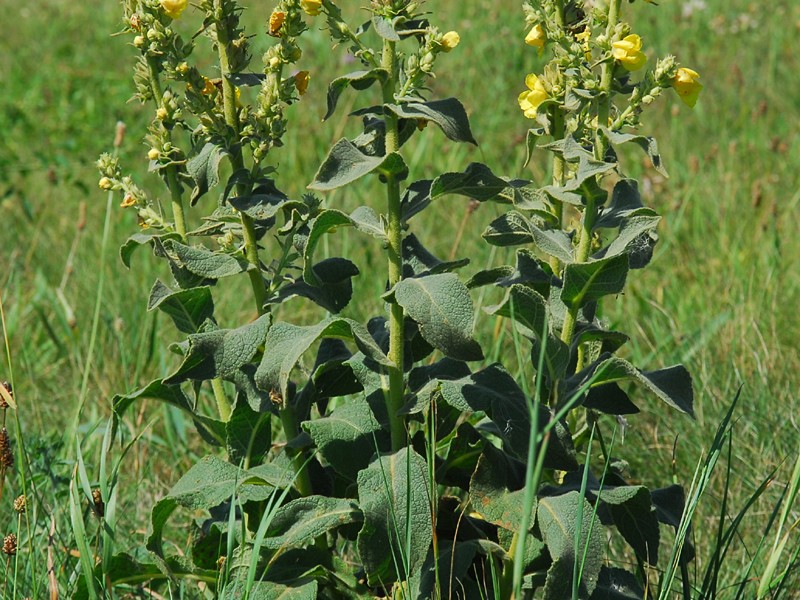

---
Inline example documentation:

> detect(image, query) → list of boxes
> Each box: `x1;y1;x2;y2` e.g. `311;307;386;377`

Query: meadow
0;0;798;597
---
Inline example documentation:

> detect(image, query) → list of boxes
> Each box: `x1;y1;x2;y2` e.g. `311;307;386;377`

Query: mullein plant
92;0;703;599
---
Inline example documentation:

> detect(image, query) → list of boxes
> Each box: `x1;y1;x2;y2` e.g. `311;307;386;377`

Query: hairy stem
147;59;187;241
215;10;268;316
381;39;407;452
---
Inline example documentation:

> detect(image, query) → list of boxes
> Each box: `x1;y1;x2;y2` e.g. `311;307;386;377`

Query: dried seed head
0;381;11;409
2;533;16;556
13;495;26;514
0;428;13;469
92;489;105;518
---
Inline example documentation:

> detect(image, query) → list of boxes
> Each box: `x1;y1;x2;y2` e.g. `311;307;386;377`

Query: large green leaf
483;211;534;247
302;209;352;286
147;279;214;334
561;254;629;310
485;284;547;339
597;486;660;565
120;231;182;268
385;98;477;145
538;491;604;599
602;128;668;176
390;273;483;361
469;444;534;531
187;142;228;205
429;162;507;200
166;240;251;280
262;496;362;550
589;567;645;599
222;579;318;599
166;314;271;383
278;258;359;313
302;397;389;480
112;378;224;446
402;234;469;278
356;448;433;586
256;318;391;401
324;69;389;120
588;356;694;416
147;456;280;560
226;400;271;465
309;139;407;191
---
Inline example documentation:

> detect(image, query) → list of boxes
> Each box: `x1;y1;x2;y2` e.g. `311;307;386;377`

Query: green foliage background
0;0;798;592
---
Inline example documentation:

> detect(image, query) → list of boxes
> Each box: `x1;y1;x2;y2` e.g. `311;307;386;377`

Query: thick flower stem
147;59;188;241
381;39;406;452
215;12;268;316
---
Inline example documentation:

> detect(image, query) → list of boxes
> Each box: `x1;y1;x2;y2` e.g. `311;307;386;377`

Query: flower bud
156;107;169;121
440;31;460;52
300;0;322;17
98;177;113;190
147;148;160;161
133;35;145;48
176;62;190;75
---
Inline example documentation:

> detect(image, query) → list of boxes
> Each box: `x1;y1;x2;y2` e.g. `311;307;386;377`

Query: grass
1;0;799;596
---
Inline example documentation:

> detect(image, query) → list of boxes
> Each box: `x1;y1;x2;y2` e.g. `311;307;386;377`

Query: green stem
561;0;622;365
211;378;233;423
147;59;187;241
381;39;406;452
215;10;268;316
279;406;313;497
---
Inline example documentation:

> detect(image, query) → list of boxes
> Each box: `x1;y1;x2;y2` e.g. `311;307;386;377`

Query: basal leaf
391;273;483;361
469;444;534;531
561;254;629;310
385;98;477;145
262;496;362;550
589;567;645;599
356;448;432;585
538;491;604;599
597;486;660;565
147;279;214;334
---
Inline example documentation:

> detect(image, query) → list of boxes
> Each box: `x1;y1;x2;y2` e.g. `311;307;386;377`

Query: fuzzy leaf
166;314;271;384
120;231;183;269
603;128;668;177
483;211;534;247
263;496;362;550
538;491;604;599
357;448;432;585
485;284;547;338
430;162;506;200
147;280;214;334
591;357;694;416
302;397;390;480
391;273;483;361
589;567;645;599
166;240;250;280
324;69;389;120
402;234;469;278
597;486;660;565
371;16;401;41
561;254;629;310
309;139;406;191
226;401;271;465
302;209;352;286
470;444;534;531
385;98;477;145
256;318;391;400
595;180;649;229
222;579;318;599
349;205;386;240
187;142;228;205
147;456;278;559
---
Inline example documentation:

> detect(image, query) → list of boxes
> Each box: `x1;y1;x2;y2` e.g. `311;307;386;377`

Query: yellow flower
576;27;592;59
518;74;548;119
300;0;322;16
441;31;460;52
269;11;286;36
525;24;546;52
147;148;160;161
612;34;647;71
120;193;137;208
201;77;216;95
672;67;702;108
159;0;188;20
294;71;310;96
